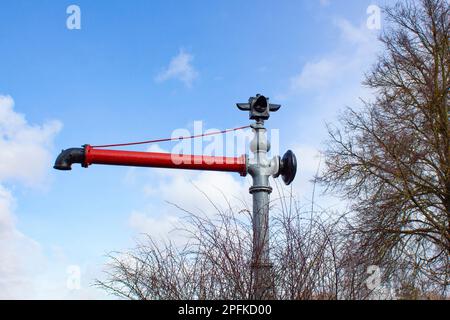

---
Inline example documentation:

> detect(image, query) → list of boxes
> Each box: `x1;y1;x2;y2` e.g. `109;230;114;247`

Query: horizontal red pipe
84;145;247;176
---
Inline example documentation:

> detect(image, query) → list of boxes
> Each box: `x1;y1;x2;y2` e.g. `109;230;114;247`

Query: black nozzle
237;94;281;121
253;95;268;113
279;150;297;186
54;148;86;171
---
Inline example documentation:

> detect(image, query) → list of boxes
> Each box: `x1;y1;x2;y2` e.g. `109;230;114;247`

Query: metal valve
277;150;297;186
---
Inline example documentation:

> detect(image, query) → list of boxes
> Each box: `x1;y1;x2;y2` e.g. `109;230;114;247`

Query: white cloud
0;95;105;299
129;210;182;242
0;95;62;187
0;184;42;298
293;145;321;175
127;167;252;244
161;171;249;212
335;18;373;46
290;59;340;90
155;49;199;88
286;19;380;97
0;95;62;298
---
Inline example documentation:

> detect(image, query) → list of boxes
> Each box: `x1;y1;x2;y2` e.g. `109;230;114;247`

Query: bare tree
96;186;370;300
95;186;446;300
318;0;449;293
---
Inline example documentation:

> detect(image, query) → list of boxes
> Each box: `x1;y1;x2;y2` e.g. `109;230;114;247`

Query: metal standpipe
248;120;279;300
238;94;297;300
54;93;297;301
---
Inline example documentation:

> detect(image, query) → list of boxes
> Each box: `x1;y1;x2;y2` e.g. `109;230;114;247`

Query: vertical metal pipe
248;121;278;299
250;177;273;299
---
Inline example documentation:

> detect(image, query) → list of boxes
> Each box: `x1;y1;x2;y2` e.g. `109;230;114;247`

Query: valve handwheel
279;150;297;186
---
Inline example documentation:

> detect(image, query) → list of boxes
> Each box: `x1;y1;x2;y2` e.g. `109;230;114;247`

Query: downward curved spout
54;148;86;171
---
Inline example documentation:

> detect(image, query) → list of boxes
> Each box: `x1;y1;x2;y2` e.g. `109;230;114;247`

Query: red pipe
84;145;247;176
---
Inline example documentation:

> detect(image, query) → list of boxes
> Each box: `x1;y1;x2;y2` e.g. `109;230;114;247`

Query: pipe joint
53;147;86;171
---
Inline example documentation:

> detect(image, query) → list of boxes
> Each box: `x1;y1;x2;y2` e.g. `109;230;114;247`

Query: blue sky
0;0;397;298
